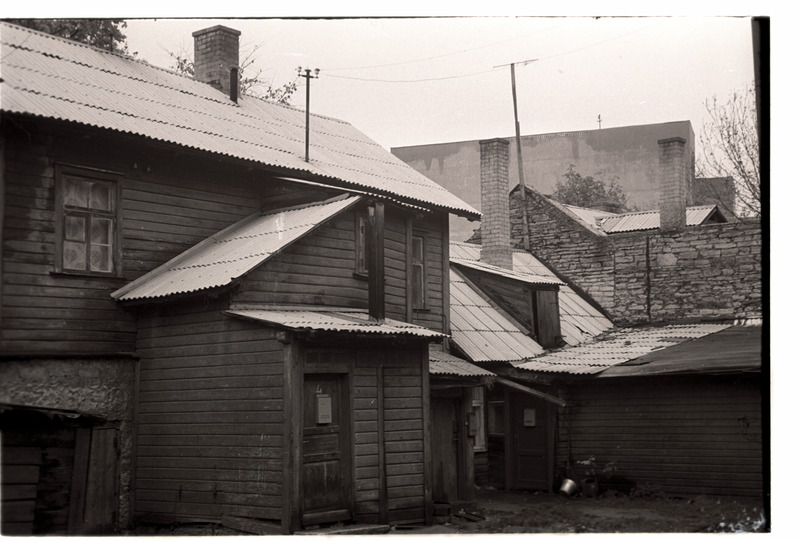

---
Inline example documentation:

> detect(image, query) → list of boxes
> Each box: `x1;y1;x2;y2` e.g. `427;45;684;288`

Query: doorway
301;373;353;526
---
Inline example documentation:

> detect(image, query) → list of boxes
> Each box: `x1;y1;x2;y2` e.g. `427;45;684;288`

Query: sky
120;16;756;151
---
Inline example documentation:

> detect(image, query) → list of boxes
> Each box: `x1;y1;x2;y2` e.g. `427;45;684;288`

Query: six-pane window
56;167;120;275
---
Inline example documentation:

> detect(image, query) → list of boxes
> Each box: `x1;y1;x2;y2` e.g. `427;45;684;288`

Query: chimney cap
192;25;242;38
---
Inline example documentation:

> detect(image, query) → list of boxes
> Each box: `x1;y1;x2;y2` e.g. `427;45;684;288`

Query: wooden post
367;201;385;322
421;346;433;525
282;336;303;534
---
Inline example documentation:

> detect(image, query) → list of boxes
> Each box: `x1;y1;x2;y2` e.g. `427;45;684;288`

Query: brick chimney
479;138;513;269
192;25;240;99
658;137;694;232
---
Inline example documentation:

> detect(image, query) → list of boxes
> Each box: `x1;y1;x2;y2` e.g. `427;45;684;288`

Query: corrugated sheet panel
449;242;613;346
0;22;478;219
562;204;617;228
112;195;359;301
598;205;719;233
450;269;545;362
450;258;563;286
225;307;446;338
514;323;731;375
598;324;761;377
429;348;497;377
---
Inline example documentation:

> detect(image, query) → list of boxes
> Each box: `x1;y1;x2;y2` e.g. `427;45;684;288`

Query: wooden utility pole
496;59;536;251
298;67;320;162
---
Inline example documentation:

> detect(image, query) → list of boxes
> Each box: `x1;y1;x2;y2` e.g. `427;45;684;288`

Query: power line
323;23;565;72
320;20;663;85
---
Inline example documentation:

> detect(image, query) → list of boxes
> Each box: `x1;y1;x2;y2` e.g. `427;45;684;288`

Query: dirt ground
402;487;768;534
133;487;768;536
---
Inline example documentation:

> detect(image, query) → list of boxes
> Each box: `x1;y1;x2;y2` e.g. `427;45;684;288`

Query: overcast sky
121;16;756;151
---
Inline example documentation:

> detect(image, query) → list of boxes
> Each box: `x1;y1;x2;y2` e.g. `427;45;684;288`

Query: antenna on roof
598;114;602;129
298;67;320;163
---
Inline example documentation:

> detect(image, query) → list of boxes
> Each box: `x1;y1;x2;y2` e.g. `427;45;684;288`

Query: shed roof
225;307;445;339
0;22;478;219
596;204;724;234
112;195;358;302
597;324;762;377
449;242;613;346
514;323;732;375
429;349;497;377
449;268;545;362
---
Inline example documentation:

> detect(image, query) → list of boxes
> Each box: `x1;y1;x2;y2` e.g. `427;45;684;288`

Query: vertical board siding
557;375;763;497
135;306;284;524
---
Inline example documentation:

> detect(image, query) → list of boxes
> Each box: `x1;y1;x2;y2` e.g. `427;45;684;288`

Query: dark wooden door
508;392;550;490
430;396;460;503
302;373;352;525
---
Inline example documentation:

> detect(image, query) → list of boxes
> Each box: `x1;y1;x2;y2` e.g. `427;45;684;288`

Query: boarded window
56;166;121;276
411;235;426;309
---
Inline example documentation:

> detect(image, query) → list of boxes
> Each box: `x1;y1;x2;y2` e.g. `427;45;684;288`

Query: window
470;387;487;451
55;166;121;276
355;213;368;275
411;235;426;309
487;400;505;436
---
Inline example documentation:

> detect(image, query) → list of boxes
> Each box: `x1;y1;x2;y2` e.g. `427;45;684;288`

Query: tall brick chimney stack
479;138;513;270
192;25;240;98
658;137;694;232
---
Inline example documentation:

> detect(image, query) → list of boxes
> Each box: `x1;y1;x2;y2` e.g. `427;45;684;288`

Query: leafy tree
168;45;298;106
6;19;131;54
551;165;629;211
696;84;760;218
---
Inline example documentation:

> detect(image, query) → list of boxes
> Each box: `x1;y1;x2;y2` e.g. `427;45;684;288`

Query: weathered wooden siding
557;375;763;497
236;206;413;324
134;302;285;524
411;216;447;332
1;122;263;355
382;354;426;524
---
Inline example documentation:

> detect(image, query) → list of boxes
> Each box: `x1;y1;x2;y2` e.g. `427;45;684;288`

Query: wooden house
0;22;479;534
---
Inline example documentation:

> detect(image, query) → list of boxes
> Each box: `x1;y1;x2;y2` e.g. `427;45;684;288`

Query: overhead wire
322;20;664;84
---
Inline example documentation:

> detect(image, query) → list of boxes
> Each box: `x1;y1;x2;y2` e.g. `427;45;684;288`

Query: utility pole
495;59;536;251
597;114;602;129
297;67;320;162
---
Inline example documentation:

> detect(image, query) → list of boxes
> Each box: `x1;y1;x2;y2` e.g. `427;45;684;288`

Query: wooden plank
221;515;282;535
284;337;302;534
377;365;387;523
83;427;119;535
421;347;432;525
67;427;91;535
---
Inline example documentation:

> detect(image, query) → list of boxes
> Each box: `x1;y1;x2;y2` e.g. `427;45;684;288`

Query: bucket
559;478;579;497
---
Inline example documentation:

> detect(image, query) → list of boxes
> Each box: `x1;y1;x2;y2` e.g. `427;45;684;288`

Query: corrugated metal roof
449;242;613;346
450;258;563;286
514;323;731;375
562;204;617;227
429;349;497;377
112;195;359;301
225;307;446;338
598;205;720;234
450;268;545;362
0;22;478;219
597;324;761;377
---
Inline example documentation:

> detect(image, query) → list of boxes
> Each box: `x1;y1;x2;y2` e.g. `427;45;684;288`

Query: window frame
354;212;369;277
470;386;487;451
411;233;427;310
54;164;123;277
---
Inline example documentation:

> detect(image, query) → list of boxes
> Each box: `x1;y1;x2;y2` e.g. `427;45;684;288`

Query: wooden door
430;396;460;503
508;392;550;490
302;373;352;526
